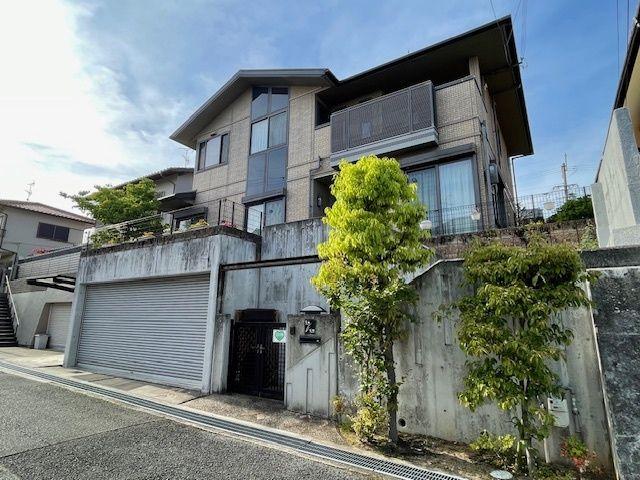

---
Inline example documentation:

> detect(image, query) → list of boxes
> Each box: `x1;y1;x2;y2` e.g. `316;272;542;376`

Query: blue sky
0;0;635;210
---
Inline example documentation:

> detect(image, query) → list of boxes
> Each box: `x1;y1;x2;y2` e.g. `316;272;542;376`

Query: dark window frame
405;156;481;215
244;196;286;233
197;132;230;172
247;86;290;198
36;222;70;243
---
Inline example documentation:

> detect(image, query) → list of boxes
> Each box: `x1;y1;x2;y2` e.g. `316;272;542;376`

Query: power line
617;0;621;73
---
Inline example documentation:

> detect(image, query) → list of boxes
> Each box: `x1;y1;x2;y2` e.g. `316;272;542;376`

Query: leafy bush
560;435;598;475
548;196;594;222
470;432;518;470
350;392;388;442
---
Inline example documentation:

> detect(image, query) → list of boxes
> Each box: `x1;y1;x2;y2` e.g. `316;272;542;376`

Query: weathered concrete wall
589;266;640;479
285;314;338;417
64;229;258;393
593;107;640;247
222;262;327;318
260;218;327;260
10;280;74;346
338;260;611;468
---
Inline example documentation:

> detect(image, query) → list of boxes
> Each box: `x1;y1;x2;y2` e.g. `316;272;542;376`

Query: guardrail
3;274;19;330
86;199;263;251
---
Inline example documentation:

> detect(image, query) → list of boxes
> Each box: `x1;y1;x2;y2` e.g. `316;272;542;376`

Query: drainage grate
0;361;466;480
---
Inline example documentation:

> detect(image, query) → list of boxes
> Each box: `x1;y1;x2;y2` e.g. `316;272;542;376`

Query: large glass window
409;158;477;235
246;148;286;196
247;198;285;234
247;86;289;197
251;87;269;120
250;119;268;154
197;133;229;170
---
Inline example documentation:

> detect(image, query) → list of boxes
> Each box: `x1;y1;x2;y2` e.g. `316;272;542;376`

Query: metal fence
516;185;591;221
86;199;262;250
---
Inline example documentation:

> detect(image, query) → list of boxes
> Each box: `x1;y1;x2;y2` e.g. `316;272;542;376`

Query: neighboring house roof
171;69;338;148
0;200;95;224
614;4;640;108
170;16;532;156
114;167;194;189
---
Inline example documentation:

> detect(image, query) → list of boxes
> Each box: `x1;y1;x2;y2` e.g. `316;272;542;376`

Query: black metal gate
228;321;286;400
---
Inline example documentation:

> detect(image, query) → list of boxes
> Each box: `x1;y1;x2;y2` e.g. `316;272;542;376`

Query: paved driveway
0;372;370;479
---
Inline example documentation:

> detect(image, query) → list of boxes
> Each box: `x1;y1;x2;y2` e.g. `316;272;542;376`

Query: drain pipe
480;120;496;229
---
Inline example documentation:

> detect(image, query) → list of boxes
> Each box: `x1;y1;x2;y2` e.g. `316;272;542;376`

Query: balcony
330;81;438;166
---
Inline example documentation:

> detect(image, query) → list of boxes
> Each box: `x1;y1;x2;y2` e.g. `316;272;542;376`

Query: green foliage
61;178;159;225
470;432;518;470
312;156;433;443
449;233;597;472
561;435;598;475
350;392;389;442
548;196;594;223
579;225;598;251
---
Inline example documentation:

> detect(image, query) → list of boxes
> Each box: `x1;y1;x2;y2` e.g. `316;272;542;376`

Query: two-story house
0;200;94;265
170;15;532;237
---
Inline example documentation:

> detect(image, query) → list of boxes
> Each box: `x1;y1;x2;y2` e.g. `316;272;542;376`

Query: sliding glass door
409;158;479;235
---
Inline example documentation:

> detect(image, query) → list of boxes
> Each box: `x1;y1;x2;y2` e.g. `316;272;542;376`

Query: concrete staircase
0;293;17;347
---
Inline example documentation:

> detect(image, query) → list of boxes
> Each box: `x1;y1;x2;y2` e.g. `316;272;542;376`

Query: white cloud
0;0;185;213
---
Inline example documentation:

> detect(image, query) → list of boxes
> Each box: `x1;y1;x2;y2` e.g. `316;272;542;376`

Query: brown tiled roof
0;199;95;224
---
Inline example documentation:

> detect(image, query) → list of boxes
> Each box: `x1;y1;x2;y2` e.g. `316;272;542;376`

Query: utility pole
25;181;35;201
561;154;569;202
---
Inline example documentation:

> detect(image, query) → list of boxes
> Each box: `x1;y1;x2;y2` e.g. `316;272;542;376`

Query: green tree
548;196;594;222
61;178;159;225
312;156;433;444
450;233;596;473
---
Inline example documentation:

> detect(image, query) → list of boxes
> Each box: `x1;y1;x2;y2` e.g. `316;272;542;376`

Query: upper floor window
251;86;288;120
246;87;289;197
197;133;229;170
250;87;289;154
36;222;70;242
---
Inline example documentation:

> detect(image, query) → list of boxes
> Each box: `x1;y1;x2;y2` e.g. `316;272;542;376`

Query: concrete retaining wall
593;107;640;247
338;260;611;468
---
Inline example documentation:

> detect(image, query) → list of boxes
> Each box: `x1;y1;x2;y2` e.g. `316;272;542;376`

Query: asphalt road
0;372;370;480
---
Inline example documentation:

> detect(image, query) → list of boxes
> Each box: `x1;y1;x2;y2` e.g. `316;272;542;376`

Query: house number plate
272;329;286;343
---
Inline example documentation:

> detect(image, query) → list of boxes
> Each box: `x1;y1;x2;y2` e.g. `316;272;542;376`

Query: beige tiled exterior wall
189;66;517;226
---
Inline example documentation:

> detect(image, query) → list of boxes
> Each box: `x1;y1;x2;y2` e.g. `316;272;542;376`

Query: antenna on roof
25;181;35;201
180;148;193;168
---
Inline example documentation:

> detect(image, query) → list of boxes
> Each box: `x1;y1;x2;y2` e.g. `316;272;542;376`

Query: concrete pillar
63;283;86;368
201;237;222;393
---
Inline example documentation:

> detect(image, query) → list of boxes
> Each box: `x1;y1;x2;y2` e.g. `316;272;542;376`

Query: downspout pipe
480;120;496;229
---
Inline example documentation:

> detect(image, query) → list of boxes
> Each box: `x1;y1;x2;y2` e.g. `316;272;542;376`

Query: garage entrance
47;303;72;351
76;275;210;390
227;310;286;400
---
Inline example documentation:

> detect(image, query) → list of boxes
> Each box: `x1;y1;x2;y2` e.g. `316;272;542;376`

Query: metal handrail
3;274;19;329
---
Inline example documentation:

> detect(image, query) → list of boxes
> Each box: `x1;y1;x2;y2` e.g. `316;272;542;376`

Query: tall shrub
312;155;433;443
451;233;596;472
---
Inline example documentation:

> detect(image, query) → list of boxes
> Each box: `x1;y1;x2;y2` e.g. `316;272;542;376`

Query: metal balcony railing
85;199;263;251
330;81;436;161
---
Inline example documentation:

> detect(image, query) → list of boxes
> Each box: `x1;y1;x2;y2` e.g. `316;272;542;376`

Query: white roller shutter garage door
77;275;210;389
47;303;72;351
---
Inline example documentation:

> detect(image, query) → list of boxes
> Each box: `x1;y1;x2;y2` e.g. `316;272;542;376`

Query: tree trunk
384;342;398;444
520;400;536;475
